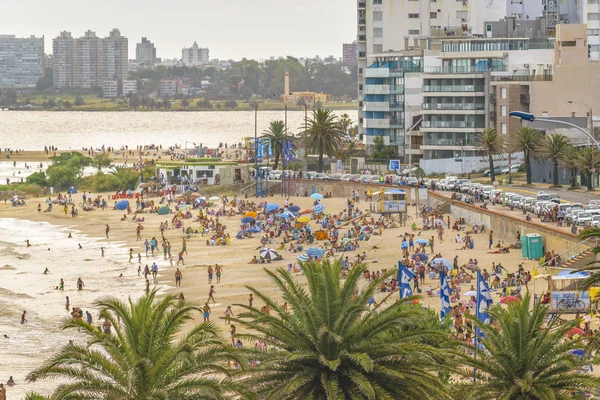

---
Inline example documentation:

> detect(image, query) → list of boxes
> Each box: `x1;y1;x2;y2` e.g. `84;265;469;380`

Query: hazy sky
3;0;355;60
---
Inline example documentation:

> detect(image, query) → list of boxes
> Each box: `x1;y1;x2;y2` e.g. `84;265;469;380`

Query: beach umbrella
247;227;261;233
266;218;273;225
300;209;313;214
297;216;311;223
259;248;279;261
566;327;585;336
241;217;255;224
277;211;293;219
311;193;324;200
500;296;520;304
288;205;300;212
179;204;191;210
191;193;202;198
297;254;309;262
265;204;280;213
415;238;429;245
194;198;205;205
569;349;586;357
361;225;374;233
116;200;129;210
411;253;429;261
157;206;170;215
312;204;326;214
462;291;477;297
307;247;324;258
244;211;257;218
430;258;453;270
209;196;220;201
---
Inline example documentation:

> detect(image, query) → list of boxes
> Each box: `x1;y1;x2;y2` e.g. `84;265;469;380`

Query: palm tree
574;228;600;291
560;144;580;188
576;146;600;190
262;120;292;170
476;129;504;183
540;133;570;186
232;259;452;400
338;113;353;135
27;290;240;399
300;109;345;172
509;126;543;184
459;292;600;399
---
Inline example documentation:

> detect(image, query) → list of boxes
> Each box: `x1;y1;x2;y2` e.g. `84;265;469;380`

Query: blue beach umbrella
297;254;309;262
265;204;280;213
277;211;293;219
569;349;585;357
288;205;300;212
247;227;261;233
116;200;129;210
307;247;324;258
412;253;429;261
414;238;429;245
430;258;453;270
241;217;255;224
310;193;324;200
312;204;325;214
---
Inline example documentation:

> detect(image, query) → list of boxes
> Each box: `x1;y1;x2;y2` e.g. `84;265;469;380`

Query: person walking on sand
21;311;27;324
175;268;182;287
177;250;184;266
144;239;150;256
207;265;213;284
101;247;105;257
202;303;211;322
136;224;142;241
0;382;6;400
145;278;150;294
129;248;134;263
224;306;234;324
215;264;223;283
182;238;188;255
489;231;494;250
105;224;110;239
208;285;216;304
151;262;158;281
59;278;64;291
65;296;70;310
77;278;85;290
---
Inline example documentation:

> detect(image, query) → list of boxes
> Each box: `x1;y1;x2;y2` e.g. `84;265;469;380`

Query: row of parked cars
264;169;422;187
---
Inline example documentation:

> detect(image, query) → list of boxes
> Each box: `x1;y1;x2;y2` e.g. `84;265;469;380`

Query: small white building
155;160;248;186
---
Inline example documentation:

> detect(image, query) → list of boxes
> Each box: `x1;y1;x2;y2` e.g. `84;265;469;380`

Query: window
486;24;492;32
561;41;576;46
588;29;600;36
456;11;468;20
408;29;420;35
501;123;507;134
501;87;507;99
373;28;383;38
408;13;419;19
373;11;383;21
501;105;507;117
373;0;382;4
373;44;383;53
430;12;437;18
588;13;600;21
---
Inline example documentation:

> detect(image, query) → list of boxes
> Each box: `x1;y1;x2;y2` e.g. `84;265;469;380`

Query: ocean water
0;219;170;399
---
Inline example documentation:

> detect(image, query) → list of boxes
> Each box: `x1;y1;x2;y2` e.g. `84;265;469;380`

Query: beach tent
116;200;129;210
68;186;77;194
157;206;170;215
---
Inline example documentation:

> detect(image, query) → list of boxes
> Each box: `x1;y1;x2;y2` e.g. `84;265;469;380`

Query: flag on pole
531;265;539;278
267;138;272;157
476;270;493;338
256;139;263;159
440;267;451;319
398;261;415;299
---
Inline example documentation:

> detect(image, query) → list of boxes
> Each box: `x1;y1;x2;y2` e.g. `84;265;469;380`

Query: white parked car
575;212;592;226
592;215;600;227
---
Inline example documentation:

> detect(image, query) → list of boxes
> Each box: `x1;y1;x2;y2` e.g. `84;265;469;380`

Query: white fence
419;152;524;175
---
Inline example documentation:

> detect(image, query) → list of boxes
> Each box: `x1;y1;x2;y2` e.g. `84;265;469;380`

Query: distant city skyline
3;0;355;60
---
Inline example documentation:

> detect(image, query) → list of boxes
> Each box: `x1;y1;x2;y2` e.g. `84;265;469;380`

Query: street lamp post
568;100;594;187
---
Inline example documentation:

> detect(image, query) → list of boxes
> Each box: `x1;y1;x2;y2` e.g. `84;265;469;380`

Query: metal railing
490;74;553;82
422;138;477;146
422;103;485;111
423;85;485;92
422;121;480;129
424;66;507;74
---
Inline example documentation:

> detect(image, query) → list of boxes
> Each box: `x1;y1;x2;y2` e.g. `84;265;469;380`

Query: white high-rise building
101;29;128;82
53;31;75;89
136;37;156;67
74;30;101;89
181;42;209;67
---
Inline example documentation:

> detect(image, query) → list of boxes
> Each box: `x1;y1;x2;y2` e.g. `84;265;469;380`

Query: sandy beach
0;187;554;398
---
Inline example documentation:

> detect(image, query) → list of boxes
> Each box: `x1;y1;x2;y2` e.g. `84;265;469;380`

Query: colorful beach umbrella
244;211;257;218
411;253;429;261
297;254;309;262
265;204;280;213
312;204;326;214
300;209;313;214
157;206;170;215
500;296;520;304
307;247;324;258
288;205;300;212
259;248;279;261
247;227;261;233
361;225;374;233
311;193;324;200
430;258;453;269
462;291;477;297
297;216;311;223
566;327;585;336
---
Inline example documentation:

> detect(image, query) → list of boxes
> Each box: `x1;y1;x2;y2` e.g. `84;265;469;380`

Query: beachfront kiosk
547;268;595;313
370;188;407;226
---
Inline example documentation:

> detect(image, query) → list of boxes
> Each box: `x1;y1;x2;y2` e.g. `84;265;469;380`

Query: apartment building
0;35;44;88
53;31;75;89
343;41;357;65
103;79;138;98
136;37;156;68
74;30;101;89
182;42;209;67
101;29;128;82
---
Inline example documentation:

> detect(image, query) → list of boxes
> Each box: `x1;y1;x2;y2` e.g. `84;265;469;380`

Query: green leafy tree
74;96;85;106
46;152;91;189
509;126;543;184
129;94;140;109
197;99;213;109
92;153;112;172
300;109;345;172
459;292;600;399
476;128;504;183
181;97;190;108
575;146;600;190
233;259;452;399
216;103;223;110
224;100;238;109
539;133;570;186
262;120;292;170
338;113;353;135
371;134;396;159
63;101;72;109
26;171;47;186
47;98;57;108
27;290;240;399
110;167;141;190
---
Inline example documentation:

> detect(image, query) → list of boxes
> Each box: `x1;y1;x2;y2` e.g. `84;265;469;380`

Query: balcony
421;103;485;111
422;85;485;93
422;121;480;129
365;118;405;129
358;19;366;26
424;66;503;74
358;1;366;9
422;138;477;147
358;35;366;42
520;93;530;104
490;74;553;82
364;84;404;95
364;101;404;111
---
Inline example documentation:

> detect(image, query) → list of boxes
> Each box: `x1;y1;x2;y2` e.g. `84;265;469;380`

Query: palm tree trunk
587;172;593;190
273;152;280;170
553;160;559;186
318;152;324;173
570;169;577;188
488;150;495;183
525;153;532;184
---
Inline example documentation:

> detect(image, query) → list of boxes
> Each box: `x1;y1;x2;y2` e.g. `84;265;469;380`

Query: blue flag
440;267;451;319
398;261;415;299
267;138;272;157
256;139;263;160
476;270;493;339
